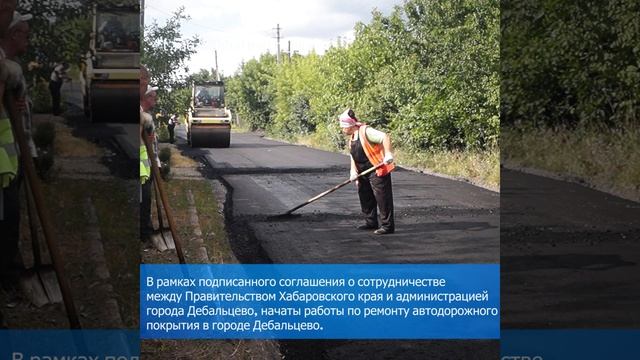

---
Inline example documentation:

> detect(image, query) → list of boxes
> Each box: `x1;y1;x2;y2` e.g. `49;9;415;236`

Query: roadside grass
7;178;138;328
395;147;500;191
502;122;640;201
161;179;235;265
142;339;281;360
231;119;252;133
54;126;102;157
168;146;199;168
271;129;500;190
90;180;139;328
32;116;103;157
142;177;281;358
46;179;139;328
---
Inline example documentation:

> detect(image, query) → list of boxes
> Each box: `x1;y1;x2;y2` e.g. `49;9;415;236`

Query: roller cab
83;2;140;123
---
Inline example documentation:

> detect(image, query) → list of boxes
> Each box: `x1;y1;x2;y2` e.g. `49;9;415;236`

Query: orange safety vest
358;125;395;177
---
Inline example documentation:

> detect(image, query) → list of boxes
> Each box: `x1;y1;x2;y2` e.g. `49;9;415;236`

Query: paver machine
82;1;140;122
187;81;232;148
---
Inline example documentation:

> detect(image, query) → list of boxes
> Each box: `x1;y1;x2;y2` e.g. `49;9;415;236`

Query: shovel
150;180;176;252
19;182;62;307
270;162;385;219
8;100;80;328
143;135;186;264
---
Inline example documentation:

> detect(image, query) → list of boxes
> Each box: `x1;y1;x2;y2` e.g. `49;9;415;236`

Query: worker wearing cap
49;62;69;116
340;108;395;235
0;0;22;285
139;66;151;187
140;83;159;243
1;12;36;158
167;114;176;144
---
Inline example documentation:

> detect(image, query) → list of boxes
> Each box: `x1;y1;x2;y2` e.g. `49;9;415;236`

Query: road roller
82;1;140;123
187;81;232;148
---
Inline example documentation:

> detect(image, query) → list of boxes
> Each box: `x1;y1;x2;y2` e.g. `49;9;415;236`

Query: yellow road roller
187;81;232;148
83;1;140;123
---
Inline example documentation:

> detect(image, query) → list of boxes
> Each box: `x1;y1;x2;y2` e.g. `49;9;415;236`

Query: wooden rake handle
284;162;385;216
142;134;186;264
8;102;80;328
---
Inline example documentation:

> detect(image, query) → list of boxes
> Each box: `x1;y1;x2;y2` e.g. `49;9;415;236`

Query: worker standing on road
49;61;69;116
167;114;176;144
1;12;36;158
340;109;395;235
140;65;153;243
140;70;159;243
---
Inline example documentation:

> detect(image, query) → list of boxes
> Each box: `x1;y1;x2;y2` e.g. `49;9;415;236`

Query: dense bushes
501;0;639;128
227;0;499;152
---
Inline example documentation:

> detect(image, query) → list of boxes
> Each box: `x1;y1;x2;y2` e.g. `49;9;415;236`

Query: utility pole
214;50;219;80
140;0;145;34
287;40;291;63
274;23;281;64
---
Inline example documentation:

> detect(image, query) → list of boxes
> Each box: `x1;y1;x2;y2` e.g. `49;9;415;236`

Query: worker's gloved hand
384;152;394;164
349;170;358;182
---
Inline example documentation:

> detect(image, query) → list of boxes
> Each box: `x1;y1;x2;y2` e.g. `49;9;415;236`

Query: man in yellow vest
140;81;159;243
140;64;152;243
340;108;396;235
0;0;21;287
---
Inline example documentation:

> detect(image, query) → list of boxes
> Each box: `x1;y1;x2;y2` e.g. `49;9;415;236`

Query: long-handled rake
270;162;385;219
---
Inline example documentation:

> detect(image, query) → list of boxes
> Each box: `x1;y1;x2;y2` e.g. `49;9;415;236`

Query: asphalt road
190;131;500;264
177;128;499;359
501;168;640;328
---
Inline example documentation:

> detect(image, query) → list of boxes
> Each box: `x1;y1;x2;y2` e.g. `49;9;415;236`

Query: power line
273;23;281;64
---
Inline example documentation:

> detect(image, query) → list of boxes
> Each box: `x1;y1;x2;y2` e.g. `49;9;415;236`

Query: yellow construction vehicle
187;81;232;148
82;1;139;122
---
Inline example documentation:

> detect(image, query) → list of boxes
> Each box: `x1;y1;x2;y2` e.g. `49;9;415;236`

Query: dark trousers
358;172;394;231
168;125;175;144
49;80;63;115
0;176;21;281
140;176;153;241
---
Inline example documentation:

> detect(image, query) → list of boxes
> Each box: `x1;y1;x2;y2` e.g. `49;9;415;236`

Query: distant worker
49;61;69;116
339;109;395;235
196;88;211;106
167;114;176;144
98;15;124;49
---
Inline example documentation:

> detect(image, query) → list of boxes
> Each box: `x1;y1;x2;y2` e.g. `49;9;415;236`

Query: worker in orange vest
340;108;395;235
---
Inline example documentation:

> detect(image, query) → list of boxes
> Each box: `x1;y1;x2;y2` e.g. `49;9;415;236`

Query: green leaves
18;1;93;83
502;0;640;128
227;0;499;152
142;7;201;117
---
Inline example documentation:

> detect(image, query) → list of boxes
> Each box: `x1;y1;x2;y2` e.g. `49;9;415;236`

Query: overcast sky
143;0;402;76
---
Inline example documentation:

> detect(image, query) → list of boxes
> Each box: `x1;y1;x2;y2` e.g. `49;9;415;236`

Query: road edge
503;163;640;203
260;134;500;194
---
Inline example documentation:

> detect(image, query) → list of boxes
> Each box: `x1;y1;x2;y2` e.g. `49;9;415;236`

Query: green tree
501;0;639;128
226;0;500;152
18;0;96;83
226;53;277;130
142;7;200;117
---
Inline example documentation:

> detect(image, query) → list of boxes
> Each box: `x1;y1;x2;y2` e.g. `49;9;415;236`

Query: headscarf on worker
339;109;395;177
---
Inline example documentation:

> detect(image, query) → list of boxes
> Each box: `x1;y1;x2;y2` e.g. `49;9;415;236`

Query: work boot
357;223;378;230
374;228;394;235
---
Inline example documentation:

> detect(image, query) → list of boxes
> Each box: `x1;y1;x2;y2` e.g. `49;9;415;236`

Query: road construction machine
82;1;139;122
187;81;232;148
